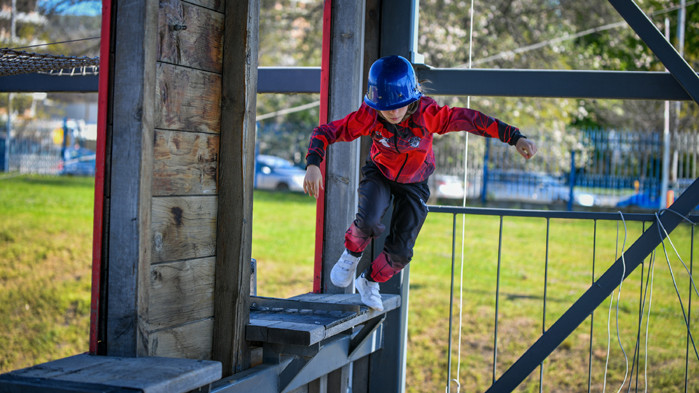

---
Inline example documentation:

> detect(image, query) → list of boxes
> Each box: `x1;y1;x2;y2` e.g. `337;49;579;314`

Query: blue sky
37;0;101;16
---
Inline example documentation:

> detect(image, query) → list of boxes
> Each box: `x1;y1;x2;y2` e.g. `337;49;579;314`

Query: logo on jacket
409;137;421;148
378;137;391;148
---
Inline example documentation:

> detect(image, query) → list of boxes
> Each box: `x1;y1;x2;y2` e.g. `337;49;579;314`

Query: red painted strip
89;0;111;355
313;0;332;293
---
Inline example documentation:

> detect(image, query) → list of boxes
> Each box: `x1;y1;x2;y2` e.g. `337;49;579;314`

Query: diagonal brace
486;179;699;393
608;0;699;105
349;315;386;358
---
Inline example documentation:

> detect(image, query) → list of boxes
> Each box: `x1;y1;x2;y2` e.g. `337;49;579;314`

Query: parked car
616;191;660;210
254;154;306;192
485;170;596;206
59;147;96;176
431;174;465;200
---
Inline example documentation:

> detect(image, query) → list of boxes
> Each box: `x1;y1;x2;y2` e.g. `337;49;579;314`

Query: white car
254;155;306;192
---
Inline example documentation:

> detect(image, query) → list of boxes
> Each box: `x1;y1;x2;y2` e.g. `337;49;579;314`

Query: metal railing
432;128;699;210
426;204;697;393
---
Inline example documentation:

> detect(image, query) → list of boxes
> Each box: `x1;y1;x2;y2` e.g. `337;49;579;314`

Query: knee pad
370;251;406;283
344;222;372;254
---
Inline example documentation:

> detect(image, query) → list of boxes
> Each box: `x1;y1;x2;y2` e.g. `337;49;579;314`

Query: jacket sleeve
305;103;377;168
420;99;523;145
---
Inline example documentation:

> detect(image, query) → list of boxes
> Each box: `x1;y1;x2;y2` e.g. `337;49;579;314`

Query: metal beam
3;67;695;101
608;0;699;104
485;178;699;392
0;68;320;94
0;73;98;92
416;67;694;100
209;326;384;393
257;67;320;93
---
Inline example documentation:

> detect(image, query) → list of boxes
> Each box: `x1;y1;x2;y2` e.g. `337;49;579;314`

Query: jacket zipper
395;155;409;181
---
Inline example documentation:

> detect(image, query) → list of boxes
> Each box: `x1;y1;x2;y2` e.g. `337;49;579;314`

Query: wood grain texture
184;0;224;13
212;0;258;376
151;196;217;263
155;63;221;134
149;318;214;359
153;130;219;196
106;0;158;358
148;257;215;329
158;0;223;73
246;294;401;346
2;354;222;393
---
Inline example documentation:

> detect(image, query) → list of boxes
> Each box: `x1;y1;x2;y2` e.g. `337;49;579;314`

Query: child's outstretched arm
515;138;538;160
303;164;324;199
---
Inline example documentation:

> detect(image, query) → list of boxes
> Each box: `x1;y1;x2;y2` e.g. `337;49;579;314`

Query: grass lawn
1;175;696;393
0;174;94;372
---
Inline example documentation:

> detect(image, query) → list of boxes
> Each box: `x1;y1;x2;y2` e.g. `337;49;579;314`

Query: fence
432;128;699;210
1;136;63;174
422;204;697;392
1;119;92;175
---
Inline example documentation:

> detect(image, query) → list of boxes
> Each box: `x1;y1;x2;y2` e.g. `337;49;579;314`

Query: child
303;55;537;311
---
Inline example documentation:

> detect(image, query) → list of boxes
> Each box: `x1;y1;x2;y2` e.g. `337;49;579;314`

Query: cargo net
0;48;99;77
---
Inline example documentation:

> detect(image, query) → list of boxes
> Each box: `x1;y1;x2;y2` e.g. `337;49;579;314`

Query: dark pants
344;161;430;282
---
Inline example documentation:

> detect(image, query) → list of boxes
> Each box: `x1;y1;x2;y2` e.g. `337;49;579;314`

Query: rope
602;208;699;393
448;0;476;392
654;211;699;361
616;213;630;393
8;37;100;51
0;48;99;76
643;247;656;393
255;100;320;121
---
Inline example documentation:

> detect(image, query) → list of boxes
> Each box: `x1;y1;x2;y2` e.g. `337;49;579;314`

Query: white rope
654;211;699;361
657;209;699;298
255;100;320;121
603;214;630;393
643;249;656;393
450;1;475;392
614;213;630;393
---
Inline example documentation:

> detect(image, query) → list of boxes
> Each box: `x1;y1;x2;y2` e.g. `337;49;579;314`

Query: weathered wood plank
149;257;215;329
1;354;221;393
246;294;400;346
250;312;343;328
184;0;223;13
149;318;214;359
322;0;365;294
266;321;324;347
153;130;219;196
155;63;222;133
250;296;361;313
213;0;258;376
246;319;280;342
106;0;157;358
151;196;217;263
158;0;223;73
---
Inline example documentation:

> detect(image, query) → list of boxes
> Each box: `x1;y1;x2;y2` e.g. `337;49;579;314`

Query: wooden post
213;0;259;376
321;0;365;295
105;0;158;357
320;1;365;391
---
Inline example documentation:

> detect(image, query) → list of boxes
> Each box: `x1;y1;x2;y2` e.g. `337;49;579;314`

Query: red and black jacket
306;96;523;184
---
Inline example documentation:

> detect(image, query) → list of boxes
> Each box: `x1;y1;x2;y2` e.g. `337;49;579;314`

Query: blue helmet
364;55;422;111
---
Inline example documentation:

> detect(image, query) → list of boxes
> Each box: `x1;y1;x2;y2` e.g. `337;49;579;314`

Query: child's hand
516;138;538;160
304;165;324;199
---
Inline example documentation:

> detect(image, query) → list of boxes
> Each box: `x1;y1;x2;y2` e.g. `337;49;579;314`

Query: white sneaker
330;250;361;287
355;274;384;311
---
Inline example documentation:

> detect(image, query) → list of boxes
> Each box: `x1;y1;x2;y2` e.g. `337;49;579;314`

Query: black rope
6;37;100;51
